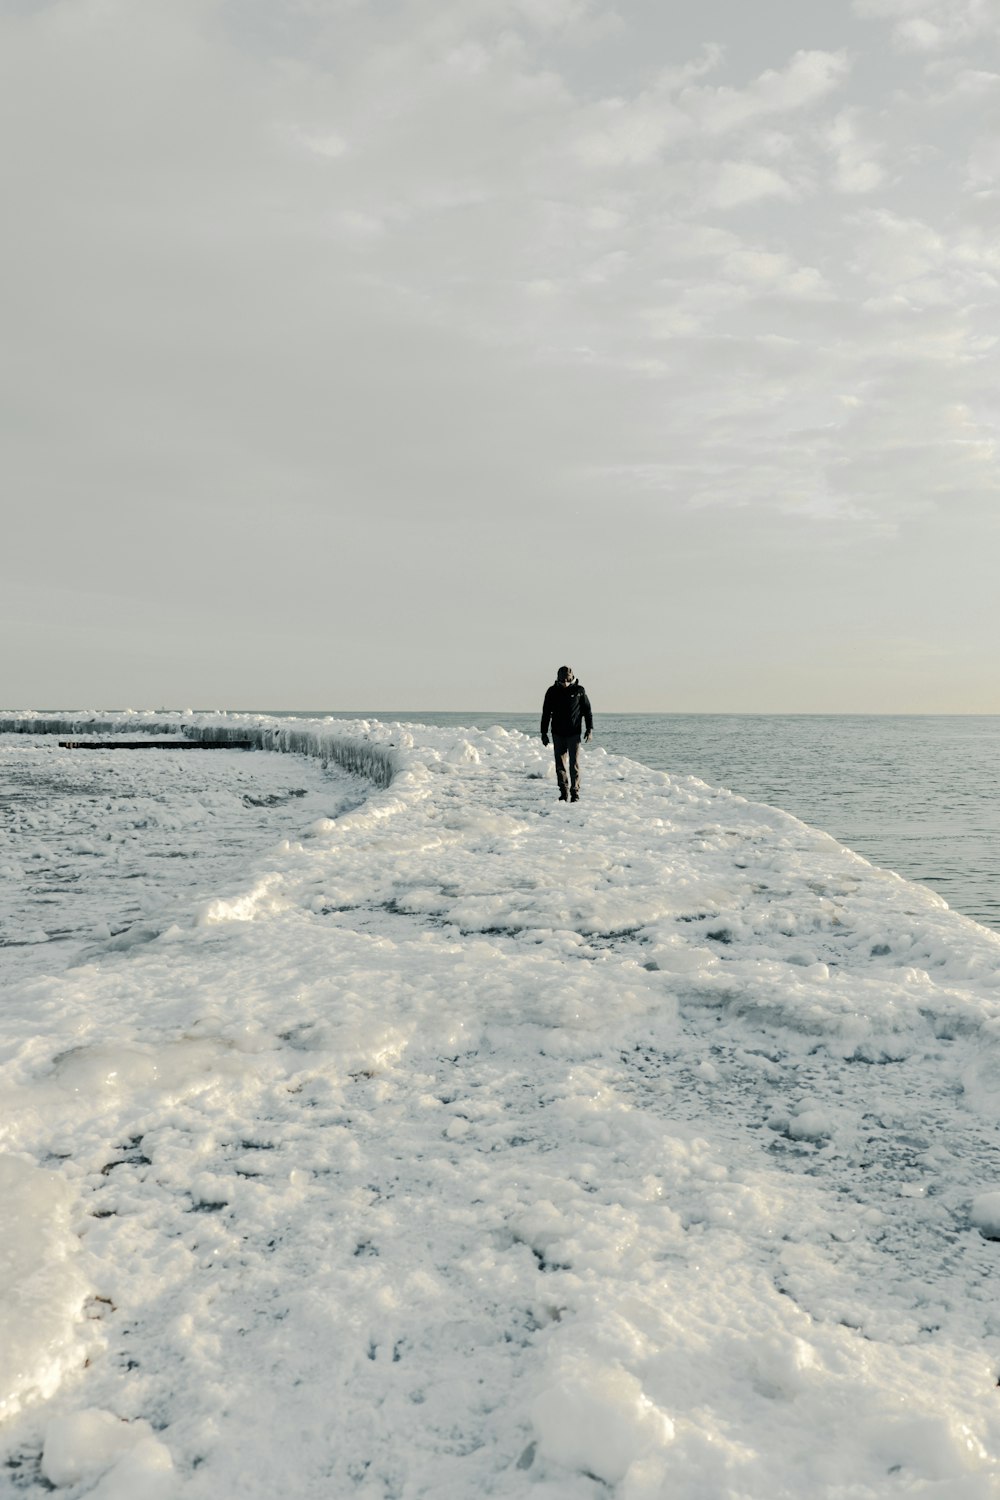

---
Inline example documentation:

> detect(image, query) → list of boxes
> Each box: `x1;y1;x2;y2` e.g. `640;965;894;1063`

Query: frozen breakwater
0;712;398;788
3;711;1000;1499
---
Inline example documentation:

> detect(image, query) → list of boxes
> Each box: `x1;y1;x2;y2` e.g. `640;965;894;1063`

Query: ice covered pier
3;709;1000;1498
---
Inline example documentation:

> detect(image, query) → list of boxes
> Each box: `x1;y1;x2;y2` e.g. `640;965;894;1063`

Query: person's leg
552;735;570;798
567;737;581;799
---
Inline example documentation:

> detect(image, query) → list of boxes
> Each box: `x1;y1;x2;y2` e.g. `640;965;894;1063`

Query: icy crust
2;713;1000;1497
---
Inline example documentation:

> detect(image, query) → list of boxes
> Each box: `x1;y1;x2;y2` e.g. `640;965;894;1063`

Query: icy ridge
0;711;398;789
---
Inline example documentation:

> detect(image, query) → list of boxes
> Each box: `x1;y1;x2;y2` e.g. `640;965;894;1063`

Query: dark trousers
552;734;581;797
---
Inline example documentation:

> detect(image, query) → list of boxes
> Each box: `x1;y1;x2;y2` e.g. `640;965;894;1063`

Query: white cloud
853;0;928;14
839;157;886;192
895;17;945;49
513;0;612;33
704;160;799;209
680;49;850;135
285;126;349;159
722;248;792;282
852;0;939;17
847;207;1000;314
722;250;833;300
444;41;492;76
572;96;688;167
586;204;628;232
655;42;726;90
571;48;850;173
827;109;886;193
950;67;1000;94
853;0;1000;49
338;209;385;237
965;132;1000;189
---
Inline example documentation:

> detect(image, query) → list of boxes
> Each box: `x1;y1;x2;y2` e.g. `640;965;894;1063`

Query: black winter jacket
541;681;593;739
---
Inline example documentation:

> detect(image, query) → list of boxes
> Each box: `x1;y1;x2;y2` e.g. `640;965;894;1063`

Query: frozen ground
2;712;1000;1499
0;738;366;987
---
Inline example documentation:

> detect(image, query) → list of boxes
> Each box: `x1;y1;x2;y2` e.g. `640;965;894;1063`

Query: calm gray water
317;712;1000;935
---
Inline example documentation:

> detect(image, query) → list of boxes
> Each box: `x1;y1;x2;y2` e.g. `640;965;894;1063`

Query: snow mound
533;1355;675;1484
970;1191;1000;1239
0;1156;89;1421
42;1409;172;1493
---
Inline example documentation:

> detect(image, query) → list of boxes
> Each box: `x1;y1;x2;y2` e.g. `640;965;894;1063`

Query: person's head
557;665;575;685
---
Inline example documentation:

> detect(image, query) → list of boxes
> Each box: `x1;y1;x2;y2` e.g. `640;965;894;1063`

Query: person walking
540;666;593;802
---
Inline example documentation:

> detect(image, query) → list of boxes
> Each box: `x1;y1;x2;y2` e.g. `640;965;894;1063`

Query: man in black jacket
540;666;593;802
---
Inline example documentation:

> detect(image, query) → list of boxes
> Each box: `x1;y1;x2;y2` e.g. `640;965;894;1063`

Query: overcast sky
3;0;999;712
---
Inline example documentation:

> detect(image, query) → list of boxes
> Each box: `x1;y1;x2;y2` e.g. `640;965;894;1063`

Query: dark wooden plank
58;740;256;750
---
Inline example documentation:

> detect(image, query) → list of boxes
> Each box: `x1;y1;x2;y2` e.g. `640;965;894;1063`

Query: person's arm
540;688;552;745
582;691;593;741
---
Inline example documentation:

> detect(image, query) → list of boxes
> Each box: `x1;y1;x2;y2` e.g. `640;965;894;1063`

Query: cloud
966;134;1000;189
512;0;621;38
572;95;689;167
721;249;832;299
570;47;849;172
826;109;886;193
656;42;726;90
853;0;1000;51
703;160;799;209
895;16;946;49
284;126;349;159
680;49;851;135
823;378;1000;515
852;0;930;16
847;207;1000;310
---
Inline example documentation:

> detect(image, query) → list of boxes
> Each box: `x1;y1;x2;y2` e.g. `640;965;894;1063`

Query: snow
0;1157;88;1424
2;710;1000;1497
970;1192;1000;1240
532;1355;675;1484
41;1408;172;1492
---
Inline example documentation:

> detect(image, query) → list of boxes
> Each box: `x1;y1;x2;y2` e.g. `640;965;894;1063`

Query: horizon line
9;707;1000;720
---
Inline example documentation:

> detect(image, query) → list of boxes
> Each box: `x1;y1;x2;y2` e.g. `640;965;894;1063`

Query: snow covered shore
2;711;1000;1498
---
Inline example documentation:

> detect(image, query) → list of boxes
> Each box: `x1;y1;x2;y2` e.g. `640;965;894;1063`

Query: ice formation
2;710;1000;1498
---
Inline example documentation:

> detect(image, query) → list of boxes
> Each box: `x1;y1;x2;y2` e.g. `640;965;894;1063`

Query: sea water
311;712;1000;933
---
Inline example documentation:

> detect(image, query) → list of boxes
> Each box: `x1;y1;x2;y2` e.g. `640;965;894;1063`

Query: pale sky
3;0;999;712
